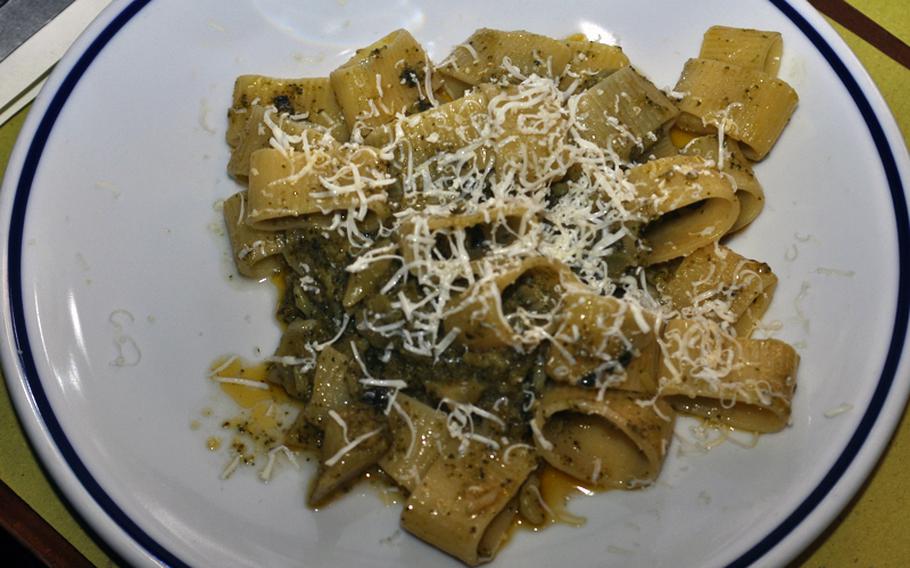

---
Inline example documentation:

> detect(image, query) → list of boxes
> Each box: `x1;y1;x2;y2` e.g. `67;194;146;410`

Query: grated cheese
824;403;853;418
325;429;382;467
213;376;270;390
220;455;242;480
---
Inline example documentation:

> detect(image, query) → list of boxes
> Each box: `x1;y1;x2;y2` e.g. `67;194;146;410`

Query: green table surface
1;2;908;566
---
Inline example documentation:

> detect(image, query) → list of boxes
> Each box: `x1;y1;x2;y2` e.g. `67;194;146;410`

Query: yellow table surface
1;2;908;567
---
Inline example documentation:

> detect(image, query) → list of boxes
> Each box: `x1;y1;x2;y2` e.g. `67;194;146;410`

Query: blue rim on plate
2;1;907;566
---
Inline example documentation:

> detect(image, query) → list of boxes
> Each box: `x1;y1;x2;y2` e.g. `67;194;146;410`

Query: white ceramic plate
2;1;909;566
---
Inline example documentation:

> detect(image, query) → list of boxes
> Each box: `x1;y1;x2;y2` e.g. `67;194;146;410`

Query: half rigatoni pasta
330;29;439;131
699;26;783;75
629;155;740;264
680;134;765;232
533;387;674;488
439;28;572;85
226;75;348;148
573;66;679;161
674;57;798;160
401;445;537;565
660;244;778;337
246;139;391;229
222;191;285;278
658;319;798;432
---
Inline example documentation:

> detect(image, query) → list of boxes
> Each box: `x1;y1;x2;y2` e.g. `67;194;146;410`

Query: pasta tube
658;319;799;432
309;404;390;506
674;58;798;160
226;75;348;148
330;29;439;131
628;155;740;264
222;191;284;278
302;346;354;428
227;105;310;179
545;292;660;393
266;319;319;400
574;66;679;161
401;444;536;565
439;28;572;85
532;387;674;489
560;40;630;90
680;134;765;233
245;139;391;230
699;26;783;75
364;89;491;169
378;394;458;493
660;244;778;337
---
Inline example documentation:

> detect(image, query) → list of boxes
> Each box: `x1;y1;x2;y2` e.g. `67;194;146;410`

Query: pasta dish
217;25;799;565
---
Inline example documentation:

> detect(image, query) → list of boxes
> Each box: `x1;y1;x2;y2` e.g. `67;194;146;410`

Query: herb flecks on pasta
218;25;799;566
